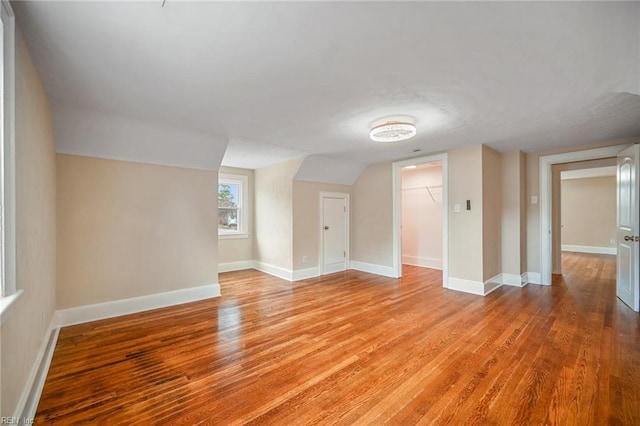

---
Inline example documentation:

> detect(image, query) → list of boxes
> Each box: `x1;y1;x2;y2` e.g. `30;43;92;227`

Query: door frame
319;192;350;276
539;144;631;285
392;153;448;287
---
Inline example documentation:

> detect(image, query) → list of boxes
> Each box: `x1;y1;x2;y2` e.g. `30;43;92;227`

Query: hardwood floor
36;253;639;424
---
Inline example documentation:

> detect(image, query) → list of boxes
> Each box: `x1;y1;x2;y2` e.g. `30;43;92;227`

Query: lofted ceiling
13;1;640;170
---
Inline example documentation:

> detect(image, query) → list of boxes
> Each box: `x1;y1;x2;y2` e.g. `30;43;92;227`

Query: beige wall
292;180;352;270
561;176;616;248
254;157;304;270
1;31;57;416
482;145;502;281
501;150;525;276
448;145;484;282
218;166;254;264
57;155;218;308
352;162;394;267
401;164;443;268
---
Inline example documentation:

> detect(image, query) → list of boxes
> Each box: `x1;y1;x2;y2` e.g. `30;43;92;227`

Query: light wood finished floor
36;253;639;424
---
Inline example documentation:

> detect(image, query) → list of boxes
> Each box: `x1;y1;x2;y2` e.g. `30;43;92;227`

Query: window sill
0;289;24;325
219;233;249;240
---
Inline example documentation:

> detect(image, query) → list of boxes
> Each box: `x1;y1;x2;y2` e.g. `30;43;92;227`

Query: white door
321;195;348;274
616;144;640;312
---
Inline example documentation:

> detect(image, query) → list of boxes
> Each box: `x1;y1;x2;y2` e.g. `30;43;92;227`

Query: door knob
625;236;632;241
324;226;329;230
624;236;640;242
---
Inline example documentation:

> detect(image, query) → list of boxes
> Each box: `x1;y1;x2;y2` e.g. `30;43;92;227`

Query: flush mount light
370;121;417;143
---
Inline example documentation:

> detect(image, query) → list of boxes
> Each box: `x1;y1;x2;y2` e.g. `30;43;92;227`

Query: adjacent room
1;1;640;424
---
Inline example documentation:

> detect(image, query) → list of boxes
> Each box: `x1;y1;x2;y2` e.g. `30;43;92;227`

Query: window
0;0;19;319
218;173;248;239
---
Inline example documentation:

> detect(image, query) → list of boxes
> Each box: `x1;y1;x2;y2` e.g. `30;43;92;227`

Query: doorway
400;162;443;271
555;162;617;275
540;143;639;312
319;192;349;275
392;153;449;287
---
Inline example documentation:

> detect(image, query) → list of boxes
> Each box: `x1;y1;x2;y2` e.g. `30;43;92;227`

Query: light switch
454;203;460;213
531;195;538;204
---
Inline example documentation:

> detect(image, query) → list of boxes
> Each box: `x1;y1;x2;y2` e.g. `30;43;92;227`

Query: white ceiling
14;1;640;170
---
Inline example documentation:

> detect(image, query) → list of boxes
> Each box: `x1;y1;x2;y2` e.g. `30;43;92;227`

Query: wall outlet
611;239;616;245
302;256;308;264
454;203;460;213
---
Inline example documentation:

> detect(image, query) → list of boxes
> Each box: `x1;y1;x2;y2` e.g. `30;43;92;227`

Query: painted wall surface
352;162;394;267
401;164;443;269
482;145;502;281
501;150;524;276
254;157;304;270
292;180;352;270
1;31;57;416
524;138;638;274
448;145;483;282
218;166;254;264
57;155;218;309
561;176;616;248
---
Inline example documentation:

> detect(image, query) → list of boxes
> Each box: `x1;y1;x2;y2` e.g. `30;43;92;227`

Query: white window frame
0;0;20;322
218;173;248;239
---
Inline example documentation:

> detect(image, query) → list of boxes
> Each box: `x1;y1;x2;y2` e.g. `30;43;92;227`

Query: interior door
322;196;347;274
616;144;640;312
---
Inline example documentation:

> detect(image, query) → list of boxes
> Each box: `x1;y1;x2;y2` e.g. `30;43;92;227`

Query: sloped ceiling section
54;105;228;171
294;155;367;186
14;1;640;168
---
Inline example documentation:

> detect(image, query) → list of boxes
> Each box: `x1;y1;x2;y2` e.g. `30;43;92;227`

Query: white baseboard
523;272;542;285
14;315;60;420
349;260;397;278
402;255;442;270
218;260;254;273
57;283;221;327
448;275;504;296
293;267;319;281
322;262;347;275
483;275;504;295
253;261;294;281
448;277;485;295
500;273;525;287
562;244;616;255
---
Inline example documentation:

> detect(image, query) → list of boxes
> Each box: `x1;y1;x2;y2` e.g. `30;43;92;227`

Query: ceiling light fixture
370;121;417;143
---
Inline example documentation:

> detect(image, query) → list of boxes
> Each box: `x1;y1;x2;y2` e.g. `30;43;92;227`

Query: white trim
319;192;350;276
523;272;542;285
0;287;21;324
448;277;485;295
13;314;60;420
218;233;249;240
392;153;448;287
253;261;294;281
539;144;629;285
349;260;396;278
401;255;442;270
57;283;220;327
1;0;17;300
292;267;319;281
448;276;503;296
218;260;254;273
561;166;616;180
483;275;504;295
561;244;616;255
500;273;525;287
